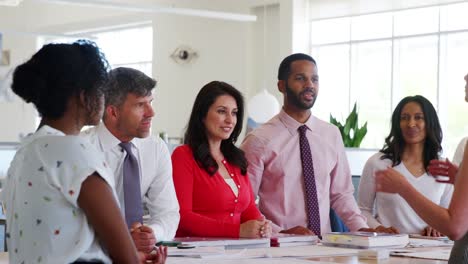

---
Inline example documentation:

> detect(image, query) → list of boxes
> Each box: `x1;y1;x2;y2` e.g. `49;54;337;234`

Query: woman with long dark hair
376;76;468;263
358;95;453;236
172;81;271;238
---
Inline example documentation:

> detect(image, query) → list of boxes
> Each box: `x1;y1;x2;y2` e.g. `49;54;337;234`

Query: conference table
0;244;450;263
165;242;451;264
306;255;447;263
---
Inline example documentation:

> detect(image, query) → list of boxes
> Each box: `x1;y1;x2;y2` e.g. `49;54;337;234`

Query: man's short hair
277;53;317;81
104;67;156;107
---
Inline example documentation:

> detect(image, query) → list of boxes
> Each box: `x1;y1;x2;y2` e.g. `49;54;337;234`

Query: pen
155;241;181;247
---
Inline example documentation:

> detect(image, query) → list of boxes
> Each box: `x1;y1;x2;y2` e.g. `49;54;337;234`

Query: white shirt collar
96;122;138;152
96;122;124;152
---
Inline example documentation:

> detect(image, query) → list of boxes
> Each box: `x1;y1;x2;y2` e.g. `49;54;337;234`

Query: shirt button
222;160;226;164
230;213;234;217
235;199;238;203
230;173;234;177
237;185;241;188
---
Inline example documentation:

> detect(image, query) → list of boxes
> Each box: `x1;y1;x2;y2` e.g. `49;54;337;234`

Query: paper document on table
199;248;269;259
409;234;451;241
203;258;338;263
391;248;451;261
408;238;454;247
245;245;359;258
168;246;225;257
173;237;270;249
167;257;341;264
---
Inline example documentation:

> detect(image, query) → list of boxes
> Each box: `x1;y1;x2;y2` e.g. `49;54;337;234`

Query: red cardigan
172;145;262;237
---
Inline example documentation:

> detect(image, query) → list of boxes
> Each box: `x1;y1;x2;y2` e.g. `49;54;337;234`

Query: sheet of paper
167;244;358;262
167;257;341;264
408;238;454;247
168;246;225;257
244;245;359;258
391;248;452;261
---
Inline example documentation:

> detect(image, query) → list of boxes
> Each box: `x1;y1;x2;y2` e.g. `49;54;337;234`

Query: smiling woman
374;73;468;264
357;95;453;236
171;81;272;239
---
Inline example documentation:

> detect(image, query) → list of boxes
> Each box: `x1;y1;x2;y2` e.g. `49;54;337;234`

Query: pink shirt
241;109;367;234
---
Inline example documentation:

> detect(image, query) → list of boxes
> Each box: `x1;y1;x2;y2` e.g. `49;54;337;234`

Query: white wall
247;4;282;104
0;0;295;142
0;35;38;142
0;2;132;142
152;14;249;138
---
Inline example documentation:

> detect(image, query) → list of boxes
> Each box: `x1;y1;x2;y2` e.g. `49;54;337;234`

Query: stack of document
322;232;409;249
409;234;451;241
173;237;271;249
270;234;318;247
168;246;225;258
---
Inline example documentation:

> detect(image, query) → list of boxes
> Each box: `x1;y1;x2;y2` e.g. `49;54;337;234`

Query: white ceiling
308;0;468;19
15;0;282;22
27;0;281;12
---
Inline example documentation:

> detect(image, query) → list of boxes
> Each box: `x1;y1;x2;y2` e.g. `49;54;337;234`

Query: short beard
285;83;316;110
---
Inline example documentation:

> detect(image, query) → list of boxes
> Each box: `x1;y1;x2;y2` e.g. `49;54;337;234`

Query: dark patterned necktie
298;125;321;235
120;142;144;228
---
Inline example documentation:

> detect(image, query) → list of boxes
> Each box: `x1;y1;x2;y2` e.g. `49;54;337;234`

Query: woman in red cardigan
172;81;272;238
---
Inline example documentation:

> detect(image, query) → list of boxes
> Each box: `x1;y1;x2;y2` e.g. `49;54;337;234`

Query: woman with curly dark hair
358;95;453;236
1;40;166;264
172;81;272;238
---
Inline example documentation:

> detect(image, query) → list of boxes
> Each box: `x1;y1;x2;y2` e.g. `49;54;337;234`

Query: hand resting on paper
374;225;400;234
422;226;444;237
279;225;315;235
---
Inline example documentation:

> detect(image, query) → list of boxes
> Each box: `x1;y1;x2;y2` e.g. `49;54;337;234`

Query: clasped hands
240;217;273;238
130;222;167;264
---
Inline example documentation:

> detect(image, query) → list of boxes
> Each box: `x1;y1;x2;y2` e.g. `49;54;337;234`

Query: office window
309;2;468;157
350;41;393;149
311;44;349;121
41;25;153;76
94;26;153;76
38;25;153;128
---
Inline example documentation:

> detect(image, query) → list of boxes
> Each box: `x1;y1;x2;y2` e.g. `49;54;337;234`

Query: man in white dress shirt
83;67;180;254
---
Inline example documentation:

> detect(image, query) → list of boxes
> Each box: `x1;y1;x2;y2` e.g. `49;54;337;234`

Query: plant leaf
329;102;367;148
353;122;368;147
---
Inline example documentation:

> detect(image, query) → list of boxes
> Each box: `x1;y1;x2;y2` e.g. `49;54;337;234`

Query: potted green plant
329;102;367;148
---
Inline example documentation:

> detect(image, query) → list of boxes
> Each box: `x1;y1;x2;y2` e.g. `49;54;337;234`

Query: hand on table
279;225;315;235
422;226;444;237
374;225;400;234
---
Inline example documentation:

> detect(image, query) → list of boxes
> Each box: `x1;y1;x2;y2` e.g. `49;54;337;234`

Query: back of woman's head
12;39;109;119
381;95;442;167
184;81;247;175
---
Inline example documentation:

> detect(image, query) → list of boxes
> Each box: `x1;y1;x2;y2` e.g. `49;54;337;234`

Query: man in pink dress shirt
241;53;370;235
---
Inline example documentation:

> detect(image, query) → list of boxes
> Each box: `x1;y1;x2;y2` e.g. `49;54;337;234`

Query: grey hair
104;67;156;108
